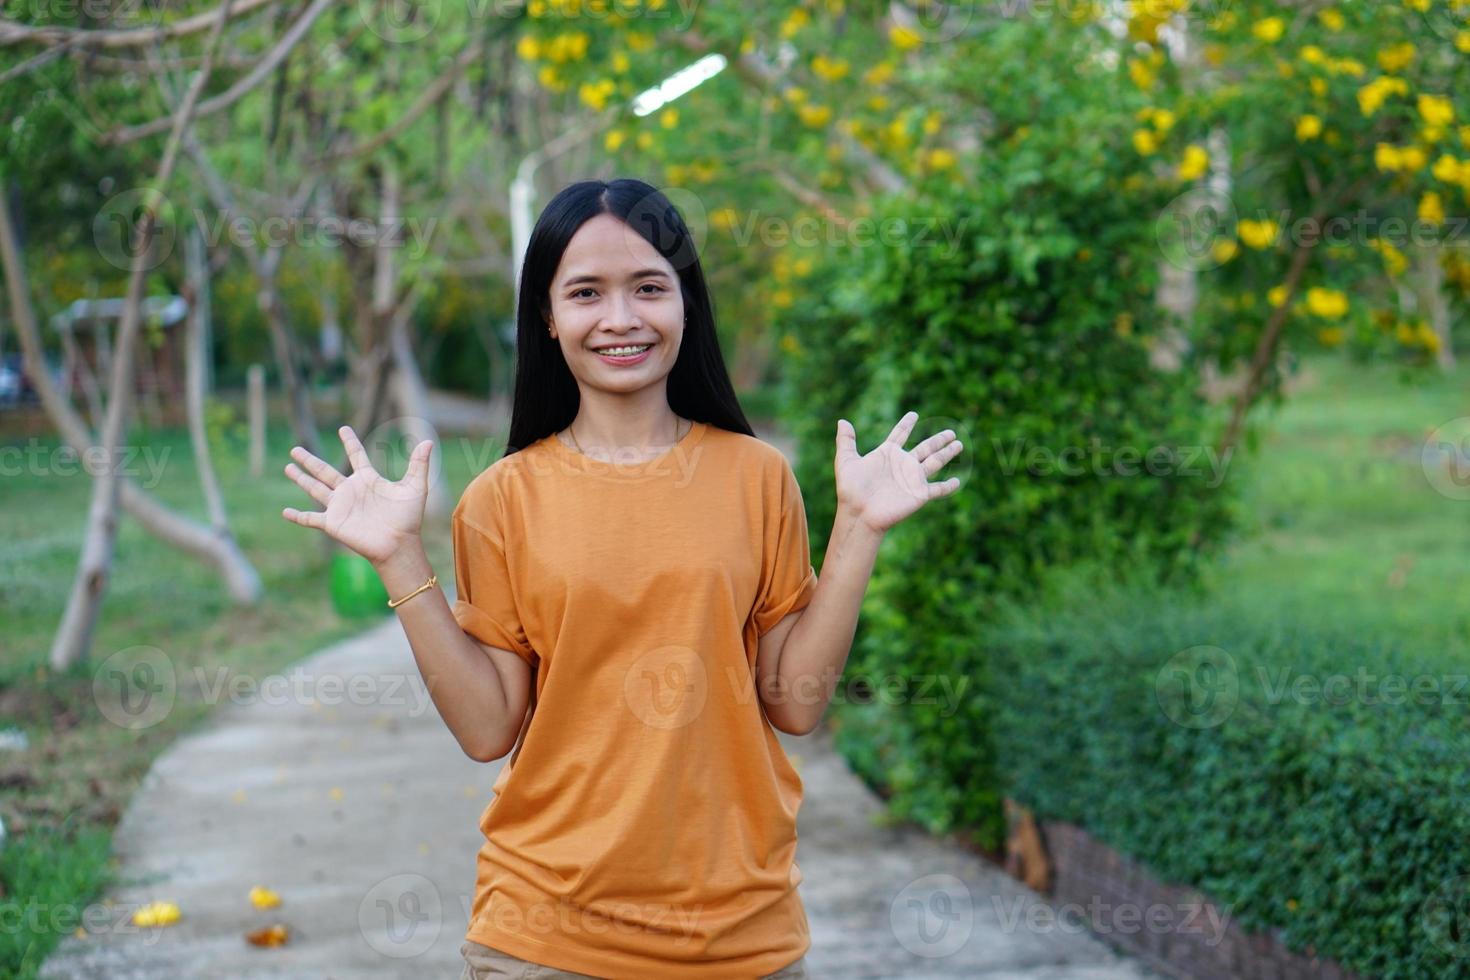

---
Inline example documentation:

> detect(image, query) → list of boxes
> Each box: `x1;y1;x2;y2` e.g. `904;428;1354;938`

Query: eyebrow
560;268;672;288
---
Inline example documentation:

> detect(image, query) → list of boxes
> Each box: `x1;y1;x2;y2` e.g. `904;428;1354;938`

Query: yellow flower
1419;191;1446;225
1318;8;1344;31
1419;94;1455;128
132;901;182;927
1400;146;1428;172
635;131;653;150
925;147;957;171
1433;154;1464;183
780;8;809;39
1377;42;1415;74
867;95;890;112
798;104;833;128
604;129;625;152
1326;57;1365;78
811;54;850;82
1299;45;1326;65
922;111;943;136
1252;17;1285;43
1296;115;1323;141
578;78;616;112
1151;108;1177;133
792;257;813;277
1128;58;1156;90
625;30;654;52
779;333;801;354
772;288;795;309
863;61;895;86
1458;31;1470;54
1238;218;1279;250
1178;144;1209;181
660;108;678;129
1309;78;1328;97
1317;327;1345;347
1403;0;1431;11
1268;285;1290;308
783;86;808;105
516;35;540;61
1370;239;1409;277
889;24;922;51
1211;239;1239;264
610;50;630;74
710;207;738;230
1132;129;1159;155
1305;287;1348;319
1375;143;1403;172
1358;77;1409;117
249;886;282;910
537;65;565;92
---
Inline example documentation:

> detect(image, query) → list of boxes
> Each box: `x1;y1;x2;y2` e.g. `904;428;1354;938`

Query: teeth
598;345;650;356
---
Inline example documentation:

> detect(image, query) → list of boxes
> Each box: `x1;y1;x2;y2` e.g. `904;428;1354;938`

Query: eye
571;287;596;299
638;283;666;294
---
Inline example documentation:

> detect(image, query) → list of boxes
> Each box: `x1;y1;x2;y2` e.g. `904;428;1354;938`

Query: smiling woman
279;177;963;980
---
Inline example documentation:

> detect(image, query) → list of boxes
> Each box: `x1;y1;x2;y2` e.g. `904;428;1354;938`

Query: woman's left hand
834;411;964;533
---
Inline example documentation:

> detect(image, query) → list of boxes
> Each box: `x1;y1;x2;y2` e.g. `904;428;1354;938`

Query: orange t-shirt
450;420;819;979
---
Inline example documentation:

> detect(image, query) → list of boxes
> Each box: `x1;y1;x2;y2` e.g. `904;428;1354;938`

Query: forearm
373;540;520;761
775;503;885;734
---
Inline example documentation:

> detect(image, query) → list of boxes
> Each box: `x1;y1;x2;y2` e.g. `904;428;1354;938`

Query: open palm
281;425;432;565
835;411;964;533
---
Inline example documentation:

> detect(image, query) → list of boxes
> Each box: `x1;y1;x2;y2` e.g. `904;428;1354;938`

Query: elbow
462;736;513;764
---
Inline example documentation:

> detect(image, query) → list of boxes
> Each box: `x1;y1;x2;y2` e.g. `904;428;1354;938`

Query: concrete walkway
41;610;1160;979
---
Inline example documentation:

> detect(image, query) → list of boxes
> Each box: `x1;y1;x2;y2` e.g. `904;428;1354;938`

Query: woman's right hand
281;425;434;567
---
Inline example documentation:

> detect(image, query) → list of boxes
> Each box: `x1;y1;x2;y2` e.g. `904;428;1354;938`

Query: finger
290;445;344;489
883;410;919;448
921;437;964;478
339;425;375;476
926;477;962;500
835;419;859;459
403;439;432;491
912;428;957;463
284;462;333;507
281;506;325;530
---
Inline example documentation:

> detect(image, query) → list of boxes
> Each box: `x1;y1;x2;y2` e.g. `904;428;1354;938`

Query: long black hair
502;178;754;457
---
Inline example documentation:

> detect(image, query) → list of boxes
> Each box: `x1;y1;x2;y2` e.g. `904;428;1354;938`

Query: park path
41;410;1161;979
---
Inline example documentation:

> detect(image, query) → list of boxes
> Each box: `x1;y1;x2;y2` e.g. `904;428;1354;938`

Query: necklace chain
566;416;687;458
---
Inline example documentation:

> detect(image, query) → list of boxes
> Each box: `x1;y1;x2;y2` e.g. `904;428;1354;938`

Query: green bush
780;148;1238;846
981;573;1469;980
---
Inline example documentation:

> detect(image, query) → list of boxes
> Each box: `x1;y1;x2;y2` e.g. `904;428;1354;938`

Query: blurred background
2;1;1468;978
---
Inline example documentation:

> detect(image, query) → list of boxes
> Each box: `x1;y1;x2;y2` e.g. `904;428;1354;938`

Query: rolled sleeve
752;455;819;637
452;493;536;666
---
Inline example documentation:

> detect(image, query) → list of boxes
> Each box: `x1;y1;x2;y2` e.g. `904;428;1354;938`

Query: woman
282;178;964;979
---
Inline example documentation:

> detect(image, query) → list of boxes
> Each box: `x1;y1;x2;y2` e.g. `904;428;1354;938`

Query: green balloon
330;552;391;618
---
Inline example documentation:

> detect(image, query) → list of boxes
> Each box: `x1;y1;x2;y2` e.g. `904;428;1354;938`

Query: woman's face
545;213;685;396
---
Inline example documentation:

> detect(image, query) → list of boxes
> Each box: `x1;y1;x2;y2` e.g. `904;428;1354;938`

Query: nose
602;289;640;330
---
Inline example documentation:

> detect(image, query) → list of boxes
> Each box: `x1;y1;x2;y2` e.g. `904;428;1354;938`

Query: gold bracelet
387;573;438;609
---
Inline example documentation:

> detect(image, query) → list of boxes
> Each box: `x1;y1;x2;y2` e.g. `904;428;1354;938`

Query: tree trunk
183;222;231;529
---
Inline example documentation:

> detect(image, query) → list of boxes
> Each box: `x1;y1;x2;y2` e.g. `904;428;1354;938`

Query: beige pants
459;939;810;979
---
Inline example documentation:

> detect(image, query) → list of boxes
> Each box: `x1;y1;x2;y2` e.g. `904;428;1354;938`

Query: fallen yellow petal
249;886;282;910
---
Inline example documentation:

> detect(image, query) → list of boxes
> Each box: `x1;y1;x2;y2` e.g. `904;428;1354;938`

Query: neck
565;385;685;453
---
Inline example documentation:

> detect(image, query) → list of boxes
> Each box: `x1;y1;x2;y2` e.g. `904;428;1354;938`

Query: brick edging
1036;821;1364;980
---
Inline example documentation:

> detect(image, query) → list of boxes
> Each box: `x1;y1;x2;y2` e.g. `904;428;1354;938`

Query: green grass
1206;355;1470;656
0;405;498;979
